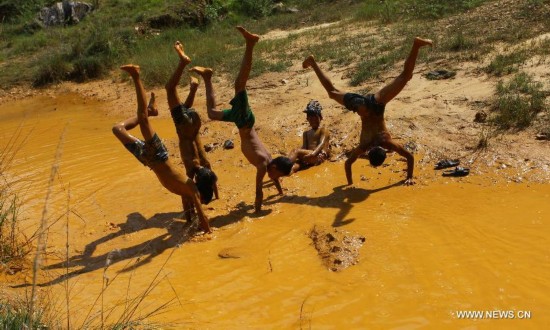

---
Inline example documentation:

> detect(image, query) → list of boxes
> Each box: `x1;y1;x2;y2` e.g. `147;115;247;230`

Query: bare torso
239;127;271;169
358;112;391;150
304;127;328;152
178;140;201;177
150;161;195;196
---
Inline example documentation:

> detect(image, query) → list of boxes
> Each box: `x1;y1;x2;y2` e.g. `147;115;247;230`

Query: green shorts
221;90;255;129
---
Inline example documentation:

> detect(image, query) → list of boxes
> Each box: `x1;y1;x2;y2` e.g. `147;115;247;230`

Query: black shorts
343;93;385;116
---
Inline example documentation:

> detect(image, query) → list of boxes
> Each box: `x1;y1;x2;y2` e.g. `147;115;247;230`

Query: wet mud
309;225;365;272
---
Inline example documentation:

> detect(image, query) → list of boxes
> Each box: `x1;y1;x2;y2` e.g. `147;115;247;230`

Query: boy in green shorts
190;26;293;213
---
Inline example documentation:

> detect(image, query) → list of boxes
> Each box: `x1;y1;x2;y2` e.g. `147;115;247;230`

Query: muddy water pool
1;94;548;329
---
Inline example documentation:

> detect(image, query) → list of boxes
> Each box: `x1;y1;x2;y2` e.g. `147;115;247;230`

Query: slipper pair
434;159;459;170
442;166;470;177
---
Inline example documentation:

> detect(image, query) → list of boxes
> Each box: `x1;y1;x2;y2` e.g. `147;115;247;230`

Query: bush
234;0;273;18
492;72;547;129
0;301;48;330
485;50;529;76
33;52;72;87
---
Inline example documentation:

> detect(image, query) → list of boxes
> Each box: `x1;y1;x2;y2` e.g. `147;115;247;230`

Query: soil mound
309;225;365;272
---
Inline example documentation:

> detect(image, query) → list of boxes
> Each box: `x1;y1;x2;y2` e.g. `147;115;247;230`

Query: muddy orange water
1;93;549;329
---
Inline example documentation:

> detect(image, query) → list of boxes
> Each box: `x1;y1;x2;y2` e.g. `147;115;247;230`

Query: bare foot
414;37;433;48
174;41;191;64
236;26;259;45
190;76;199;89
147;92;158;116
120;64;140;76
189;66;213;80
302;55;315;69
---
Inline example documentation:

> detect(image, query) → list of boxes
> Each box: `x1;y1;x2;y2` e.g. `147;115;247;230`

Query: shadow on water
13;211;195;288
209;201;273;228
266;181;404;227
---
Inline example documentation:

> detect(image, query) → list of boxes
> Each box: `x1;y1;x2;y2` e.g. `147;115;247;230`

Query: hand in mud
404;178;415;186
343;183;358;190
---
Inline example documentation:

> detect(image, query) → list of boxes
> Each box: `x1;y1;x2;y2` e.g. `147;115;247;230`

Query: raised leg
121;64;155;141
165;41;192;110
374;37;432;104
234;26;259;94
303;55;346;105
112;92;157;144
189;66;224;121
183;76;199;108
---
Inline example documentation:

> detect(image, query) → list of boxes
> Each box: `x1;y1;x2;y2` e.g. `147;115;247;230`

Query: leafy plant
492;72;547;129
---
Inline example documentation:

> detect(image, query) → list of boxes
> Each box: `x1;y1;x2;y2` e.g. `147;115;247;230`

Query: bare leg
303;55;346;105
166;41;192;110
234;26;259;94
189;66;224;121
147;92;158;116
112;117;140;144
112;92;157;144
121;64;155;141
182;196;195;222
183;76;199;108
375;37;432;104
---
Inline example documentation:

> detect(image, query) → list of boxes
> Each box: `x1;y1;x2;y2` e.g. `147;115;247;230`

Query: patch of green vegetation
356;0;489;21
485;50;529;77
492;72;547;129
0;301;48;330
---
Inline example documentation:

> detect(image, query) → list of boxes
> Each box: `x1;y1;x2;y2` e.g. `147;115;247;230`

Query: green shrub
0;301;48;330
234;0;273;18
492;72;547;129
351;52;398;86
33;52;72;87
443;30;477;52
485;50;529;76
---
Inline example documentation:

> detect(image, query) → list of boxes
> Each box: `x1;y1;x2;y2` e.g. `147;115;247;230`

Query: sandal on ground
442;166;470;177
435;159;460;170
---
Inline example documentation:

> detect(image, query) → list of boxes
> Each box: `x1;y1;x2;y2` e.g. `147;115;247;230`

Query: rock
204;143;215;152
535;133;549;140
223;139;234;150
474;111;487;123
309;225;365;272
38;1;93;27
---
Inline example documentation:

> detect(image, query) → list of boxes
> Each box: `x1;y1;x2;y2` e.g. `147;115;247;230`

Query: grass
0;0;500;89
0;298;49;329
0;127;31;269
485;49;530;76
491;72;547;130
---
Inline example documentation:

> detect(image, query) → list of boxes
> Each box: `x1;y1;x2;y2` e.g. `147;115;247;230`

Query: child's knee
112;123;124;136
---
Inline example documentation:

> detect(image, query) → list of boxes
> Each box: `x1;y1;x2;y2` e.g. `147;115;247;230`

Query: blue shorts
124;133;168;167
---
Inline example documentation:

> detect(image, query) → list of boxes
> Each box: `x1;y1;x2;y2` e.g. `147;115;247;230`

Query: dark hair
195;167;218;204
368;146;386;167
269;156;293;176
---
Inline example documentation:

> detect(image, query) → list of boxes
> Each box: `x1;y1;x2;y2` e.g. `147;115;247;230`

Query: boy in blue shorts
303;37;432;186
112;64;212;233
